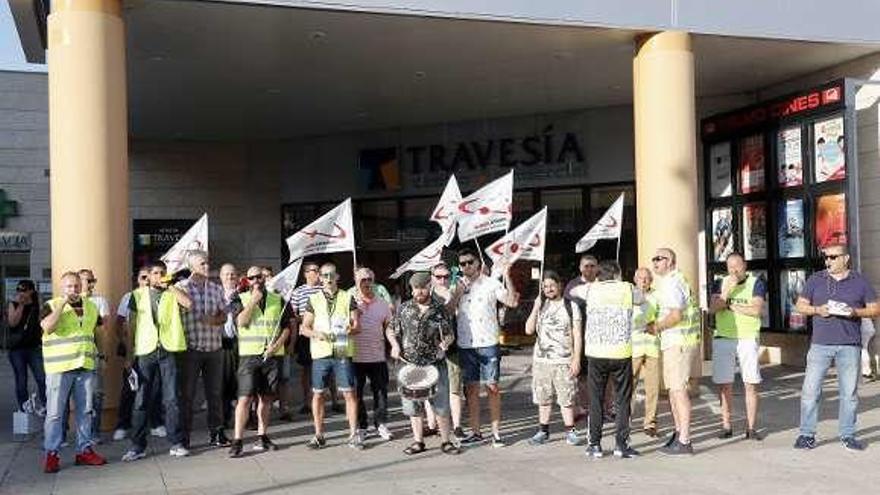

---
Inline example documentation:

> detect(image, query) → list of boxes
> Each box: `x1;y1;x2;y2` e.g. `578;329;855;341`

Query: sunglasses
651;256;669;263
432;273;450;279
359;277;374;283
247;275;264;281
459;259;477;266
85;278;97;283
824;254;845;261
319;272;336;278
15;287;29;292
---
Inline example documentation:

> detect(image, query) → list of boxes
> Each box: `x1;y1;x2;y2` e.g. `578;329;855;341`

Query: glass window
542;189;583;233
402;197;440;241
513;191;535;224
358;200;399;241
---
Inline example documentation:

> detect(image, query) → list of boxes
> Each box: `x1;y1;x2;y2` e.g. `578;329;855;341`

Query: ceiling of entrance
124;0;879;140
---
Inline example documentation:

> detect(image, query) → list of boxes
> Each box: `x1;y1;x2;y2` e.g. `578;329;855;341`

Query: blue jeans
460;345;501;385
8;347;46;409
44;369;96;453
311;357;355;392
402;360;450;417
799;344;860;438
131;349;183;450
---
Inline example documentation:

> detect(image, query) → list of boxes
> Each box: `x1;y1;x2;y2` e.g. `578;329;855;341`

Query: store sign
0;189;19;228
0;232;30;252
132;219;196;271
702;81;844;138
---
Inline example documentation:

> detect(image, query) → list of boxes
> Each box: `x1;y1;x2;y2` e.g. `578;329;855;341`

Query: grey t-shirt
533;299;581;364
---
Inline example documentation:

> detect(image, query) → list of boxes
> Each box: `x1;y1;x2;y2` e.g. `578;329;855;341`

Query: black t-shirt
7;301;41;349
229;291;292;330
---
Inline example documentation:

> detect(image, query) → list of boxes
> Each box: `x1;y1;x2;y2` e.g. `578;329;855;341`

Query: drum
397;363;439;401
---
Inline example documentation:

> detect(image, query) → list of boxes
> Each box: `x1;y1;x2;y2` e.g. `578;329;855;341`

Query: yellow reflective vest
132;287;187;356
631;290;660;359
584;280;634;359
42;298;99;374
655;270;701;350
714;275;761;339
309;290;354;359
238;291;285;357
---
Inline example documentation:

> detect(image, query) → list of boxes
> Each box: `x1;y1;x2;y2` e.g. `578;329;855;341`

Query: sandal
440;441;461;455
403;441;426;455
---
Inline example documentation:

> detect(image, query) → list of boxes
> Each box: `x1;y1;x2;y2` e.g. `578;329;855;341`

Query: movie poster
712;207;734;262
739;134;765;194
709;142;732;198
780;269;807;330
815;193;847;248
754;270;770;328
814;116;845;183
743;202;767;260
777;199;805;258
777;127;803;187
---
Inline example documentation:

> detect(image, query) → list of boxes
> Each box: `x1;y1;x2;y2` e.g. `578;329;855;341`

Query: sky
0;0;46;72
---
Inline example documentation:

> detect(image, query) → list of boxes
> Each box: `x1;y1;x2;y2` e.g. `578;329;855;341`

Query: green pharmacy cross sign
0;189;19;228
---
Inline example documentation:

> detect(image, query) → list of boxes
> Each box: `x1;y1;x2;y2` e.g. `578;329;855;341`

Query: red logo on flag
300;223;347;239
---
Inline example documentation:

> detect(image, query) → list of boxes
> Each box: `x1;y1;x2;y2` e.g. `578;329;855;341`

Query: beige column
48;0;129;427
633;31;699;285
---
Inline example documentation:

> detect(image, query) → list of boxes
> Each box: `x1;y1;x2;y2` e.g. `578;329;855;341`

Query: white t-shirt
89;294;111;318
456;275;508;349
116;292;132;319
654;270;689;349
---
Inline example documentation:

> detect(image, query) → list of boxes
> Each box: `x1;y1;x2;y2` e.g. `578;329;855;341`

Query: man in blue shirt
794;243;879;451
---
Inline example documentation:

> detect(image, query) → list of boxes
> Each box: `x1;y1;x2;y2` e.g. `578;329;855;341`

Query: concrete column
48;0;129;426
633;31;699;286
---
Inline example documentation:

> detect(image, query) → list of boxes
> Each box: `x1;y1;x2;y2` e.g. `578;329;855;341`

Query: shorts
402;360;450;417
237;355;282;397
662;345;699;392
446;350;462;395
294;335;312;367
712;338;762;384
531;361;577;407
461;345;501;385
311;357;355;392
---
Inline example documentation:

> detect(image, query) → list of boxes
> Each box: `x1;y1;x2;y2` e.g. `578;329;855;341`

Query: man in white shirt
79;269;112;443
455;248;519;447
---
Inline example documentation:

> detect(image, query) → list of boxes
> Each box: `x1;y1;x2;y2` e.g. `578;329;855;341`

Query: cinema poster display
743;202;767;260
738;134;765;194
814;116;845;183
712;207;735;262
777;199;805;258
777;126;803;187
815;193;847;248
709;142;732;198
780;269;807;330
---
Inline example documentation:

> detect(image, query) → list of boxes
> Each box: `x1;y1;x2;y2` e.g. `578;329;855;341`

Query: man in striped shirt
290;261;328;414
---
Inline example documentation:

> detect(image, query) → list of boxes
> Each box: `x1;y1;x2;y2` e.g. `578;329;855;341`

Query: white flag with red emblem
457;171;514;242
266;258;302;301
389;235;446;279
285;198;355;262
161;213;209;274
430;175;462;246
575;193;624;253
485;207;546;277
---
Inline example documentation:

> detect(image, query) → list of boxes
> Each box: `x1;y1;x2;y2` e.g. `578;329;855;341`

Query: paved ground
1;349;879;495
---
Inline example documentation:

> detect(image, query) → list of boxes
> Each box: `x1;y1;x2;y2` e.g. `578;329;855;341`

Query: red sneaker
43;451;60;474
74;447;107;466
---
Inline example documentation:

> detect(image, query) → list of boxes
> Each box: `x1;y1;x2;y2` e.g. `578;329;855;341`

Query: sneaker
112;428;128;441
121;449;147;462
169;445;190;457
841;437;866;452
43;451;60;474
211;429;231;447
659;439;694;456
453;427;467;440
745;429;763;441
377;424;394;441
491;434;507;448
585;444;604;458
528;430;549;445
150;426;167;438
60;440;69;448
663;431;678;448
718;428;733;439
306;435;326;450
565;430;581;446
228;439;243;458
348;432;365;450
793;435;817;450
613;445;640;459
461;432;484;445
254;435;278;452
75;447;107;466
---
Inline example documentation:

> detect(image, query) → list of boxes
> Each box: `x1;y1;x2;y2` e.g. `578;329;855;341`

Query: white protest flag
285;198;355;262
485;207;547;277
575;193;624;253
457;171;514;242
389;235;446;279
429;175;462;246
266;258;303;301
161;213;209;274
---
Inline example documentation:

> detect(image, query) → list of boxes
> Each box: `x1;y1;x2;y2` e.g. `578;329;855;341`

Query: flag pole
616;234;622;264
474;237;487;267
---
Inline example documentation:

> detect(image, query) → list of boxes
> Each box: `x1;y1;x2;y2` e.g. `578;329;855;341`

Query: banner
485;207;546;276
456;171;513;242
285;198;355;262
160;213;208;274
430;175;462;246
389;235;446;279
575;193;624;253
266;258;303;301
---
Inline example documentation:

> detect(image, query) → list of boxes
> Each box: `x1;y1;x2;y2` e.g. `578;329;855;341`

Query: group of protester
3;239;877;474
